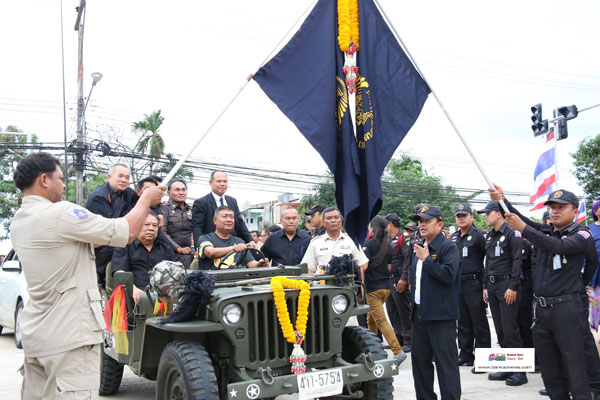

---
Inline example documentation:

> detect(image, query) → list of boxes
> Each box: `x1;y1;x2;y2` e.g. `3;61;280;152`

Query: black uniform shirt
389;234;404;282
159;199;194;250
260;229;311;266
312;225;326;238
450;225;486;275
112;238;178;289
483;222;523;290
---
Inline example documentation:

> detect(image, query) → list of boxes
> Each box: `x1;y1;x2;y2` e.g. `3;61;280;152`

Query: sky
1;0;599;226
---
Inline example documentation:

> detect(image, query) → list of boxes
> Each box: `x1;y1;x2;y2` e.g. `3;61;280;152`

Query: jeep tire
157;340;219;400
339;326;394;399
99;345;124;395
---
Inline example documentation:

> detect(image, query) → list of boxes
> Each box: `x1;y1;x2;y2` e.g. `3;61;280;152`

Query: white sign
474;348;535;372
297;368;343;400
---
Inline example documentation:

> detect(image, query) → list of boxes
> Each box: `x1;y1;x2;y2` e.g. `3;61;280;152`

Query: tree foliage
132;109;166;174
571;134;600;201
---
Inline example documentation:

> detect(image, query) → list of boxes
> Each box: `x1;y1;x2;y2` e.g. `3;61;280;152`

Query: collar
460;224;476;238
491;222;508;235
168;198;189;211
427;232;446;251
133;238;160;248
21;195;52;205
212;192;225;205
324;231;346;241
555;222;578;236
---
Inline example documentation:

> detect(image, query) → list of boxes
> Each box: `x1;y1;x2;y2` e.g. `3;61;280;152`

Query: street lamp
83;72;103;115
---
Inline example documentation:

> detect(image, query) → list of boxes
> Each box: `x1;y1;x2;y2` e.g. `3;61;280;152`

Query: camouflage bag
149;260;186;299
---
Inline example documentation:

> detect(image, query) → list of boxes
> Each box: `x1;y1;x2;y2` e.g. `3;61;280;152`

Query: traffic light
556;118;568;140
557;105;578;121
530;103;548;136
554;105;578;141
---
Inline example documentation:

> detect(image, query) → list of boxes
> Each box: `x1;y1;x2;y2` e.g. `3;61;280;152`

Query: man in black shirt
477;201;527;386
112;212;178;303
160;179;194;267
450;203;491;369
490;186;599;400
304;204;326;237
261;208;310;266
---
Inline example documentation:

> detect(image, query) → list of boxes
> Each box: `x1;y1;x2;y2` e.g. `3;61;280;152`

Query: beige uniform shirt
301;231;368;273
10;195;129;357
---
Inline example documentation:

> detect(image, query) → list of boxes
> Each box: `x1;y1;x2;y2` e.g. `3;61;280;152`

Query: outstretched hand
488;183;505;202
505;212;526;233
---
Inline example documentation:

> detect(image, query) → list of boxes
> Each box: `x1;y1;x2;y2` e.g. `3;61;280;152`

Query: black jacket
410;232;460;321
192;193;252;247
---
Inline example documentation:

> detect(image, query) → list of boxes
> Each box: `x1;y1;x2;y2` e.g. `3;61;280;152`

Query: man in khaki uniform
10;152;164;399
301;207;368;273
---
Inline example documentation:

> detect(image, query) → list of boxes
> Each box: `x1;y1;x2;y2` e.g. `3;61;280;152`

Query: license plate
297;368;343;400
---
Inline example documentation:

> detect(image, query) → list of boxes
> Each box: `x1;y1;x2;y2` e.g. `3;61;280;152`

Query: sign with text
474;348;535;372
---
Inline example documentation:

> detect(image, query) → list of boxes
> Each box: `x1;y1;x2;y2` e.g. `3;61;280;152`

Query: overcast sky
1;0;599;225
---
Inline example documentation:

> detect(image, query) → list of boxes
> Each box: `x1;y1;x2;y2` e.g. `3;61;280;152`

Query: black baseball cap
454;203;472;216
544;189;579;206
542;210;550;221
412;204;444;221
305;204;326;216
404;221;418;232
385;213;400;224
477;201;501;214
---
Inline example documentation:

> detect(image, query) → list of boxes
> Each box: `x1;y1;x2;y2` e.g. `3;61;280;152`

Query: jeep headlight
222;303;243;325
331;294;349;314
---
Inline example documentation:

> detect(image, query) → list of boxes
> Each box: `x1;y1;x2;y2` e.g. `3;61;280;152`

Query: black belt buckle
537;296;547;307
489;275;495;284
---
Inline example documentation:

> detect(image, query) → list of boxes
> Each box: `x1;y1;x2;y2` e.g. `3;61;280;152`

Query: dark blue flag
254;0;429;244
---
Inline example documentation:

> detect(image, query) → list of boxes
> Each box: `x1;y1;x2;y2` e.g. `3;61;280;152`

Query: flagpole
162;0;319;184
373;0;510;213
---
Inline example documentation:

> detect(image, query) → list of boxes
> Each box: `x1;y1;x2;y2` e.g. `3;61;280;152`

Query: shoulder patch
514;231;522;238
578;230;591;239
67;206;89;220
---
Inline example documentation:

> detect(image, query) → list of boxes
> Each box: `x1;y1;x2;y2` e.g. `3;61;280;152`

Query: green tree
571;133;600;201
132;110;165;175
153;153;194;182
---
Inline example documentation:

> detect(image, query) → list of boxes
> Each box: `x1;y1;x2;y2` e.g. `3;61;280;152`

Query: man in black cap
478;201;527;386
304;204;326;237
489;185;599;400
409;204;461;400
542;210;550;224
385;213;412;352
450;203;491;371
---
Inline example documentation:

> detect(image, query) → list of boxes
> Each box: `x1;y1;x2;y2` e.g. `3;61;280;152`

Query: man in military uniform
450;203;491;370
304;204;326;237
301;207;368;274
490;185;599;400
160;179;194;267
477;201;527;386
9;152;164;399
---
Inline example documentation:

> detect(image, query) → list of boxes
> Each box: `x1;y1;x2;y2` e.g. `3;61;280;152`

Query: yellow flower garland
337;0;359;52
270;276;311;343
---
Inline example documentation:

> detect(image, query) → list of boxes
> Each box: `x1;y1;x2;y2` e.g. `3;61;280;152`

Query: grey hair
108;163;130;175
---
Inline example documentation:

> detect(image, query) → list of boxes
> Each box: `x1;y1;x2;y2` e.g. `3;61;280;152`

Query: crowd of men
9;153;600;400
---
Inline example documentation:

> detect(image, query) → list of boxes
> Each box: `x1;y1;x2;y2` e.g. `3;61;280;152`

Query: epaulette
310;234;323;242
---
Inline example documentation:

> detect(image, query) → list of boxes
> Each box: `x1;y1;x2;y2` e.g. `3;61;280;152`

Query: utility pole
74;0;86;205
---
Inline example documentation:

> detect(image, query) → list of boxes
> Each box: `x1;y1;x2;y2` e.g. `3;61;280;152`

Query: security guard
301;207;368;274
477;201;527;386
490;185;599;400
450;203;491;369
10;152;164;399
159;179;194;267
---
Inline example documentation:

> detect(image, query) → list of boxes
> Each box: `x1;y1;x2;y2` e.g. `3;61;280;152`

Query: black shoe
488;372;512;381
458;357;474;366
538;388;548;396
505;373;528;386
402;344;411;353
471;367;485;374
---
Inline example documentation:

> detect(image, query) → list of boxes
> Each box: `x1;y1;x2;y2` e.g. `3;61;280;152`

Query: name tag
553;255;562;270
462;247;468;257
494;245;501;257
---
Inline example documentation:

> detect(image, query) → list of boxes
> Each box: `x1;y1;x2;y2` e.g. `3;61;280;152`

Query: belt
487;274;511;284
461;272;481;281
534;293;578;308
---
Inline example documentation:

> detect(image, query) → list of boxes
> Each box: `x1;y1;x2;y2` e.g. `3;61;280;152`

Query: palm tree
132;110;165;175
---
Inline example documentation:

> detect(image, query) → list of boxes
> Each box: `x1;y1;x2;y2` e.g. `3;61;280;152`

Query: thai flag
576;196;587;223
530;130;556;211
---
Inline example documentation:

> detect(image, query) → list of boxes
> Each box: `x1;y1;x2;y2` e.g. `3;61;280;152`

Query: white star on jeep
229;388;237;398
246;384;260;399
391;363;398;371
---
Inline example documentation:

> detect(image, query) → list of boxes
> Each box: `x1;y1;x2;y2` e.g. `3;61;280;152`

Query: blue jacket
410;232;460;321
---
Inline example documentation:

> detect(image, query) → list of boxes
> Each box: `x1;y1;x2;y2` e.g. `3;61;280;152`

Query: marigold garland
337;0;359;51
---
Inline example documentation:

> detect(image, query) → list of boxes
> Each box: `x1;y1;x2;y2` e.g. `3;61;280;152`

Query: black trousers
458;278;490;362
387;280;412;346
517;277;534;348
411;310;461;400
487;280;523;348
534;297;590;400
580;291;600;391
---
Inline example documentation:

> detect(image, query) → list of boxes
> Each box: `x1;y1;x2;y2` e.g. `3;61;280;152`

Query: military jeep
100;264;399;399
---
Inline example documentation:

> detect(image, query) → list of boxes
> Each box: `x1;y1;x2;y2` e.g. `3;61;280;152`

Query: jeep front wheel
99;345;124;395
338;326;394;399
157;341;219;400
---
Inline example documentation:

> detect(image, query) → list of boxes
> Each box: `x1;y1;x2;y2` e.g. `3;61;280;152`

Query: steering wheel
216;246;267;269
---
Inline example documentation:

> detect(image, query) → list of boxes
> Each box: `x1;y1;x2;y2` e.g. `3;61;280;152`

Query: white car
0;248;28;348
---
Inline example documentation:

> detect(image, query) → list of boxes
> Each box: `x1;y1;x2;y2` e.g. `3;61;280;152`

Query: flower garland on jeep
270;276;311;374
338;0;360;94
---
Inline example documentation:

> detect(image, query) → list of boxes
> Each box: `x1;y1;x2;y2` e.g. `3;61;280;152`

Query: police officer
9;152;164;399
517;238;535;350
477;201;527;386
160;179;194;267
490;185;598;400
450;203;491;369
